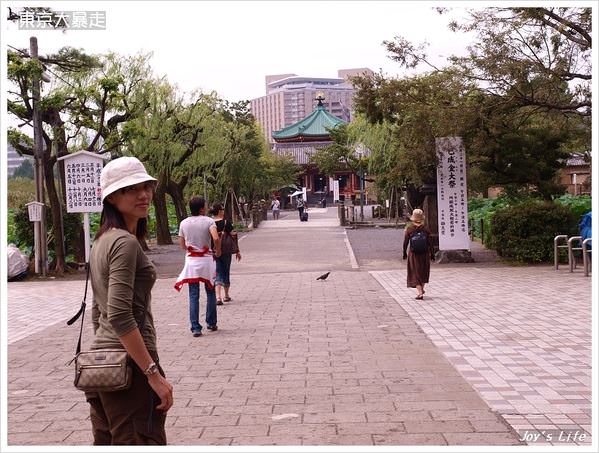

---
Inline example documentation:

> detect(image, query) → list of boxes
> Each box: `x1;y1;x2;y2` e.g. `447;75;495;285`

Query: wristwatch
144;362;159;376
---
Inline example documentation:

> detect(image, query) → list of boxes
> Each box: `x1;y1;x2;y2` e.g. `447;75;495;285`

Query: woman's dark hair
189;197;206;216
209;203;223;216
95;201;148;240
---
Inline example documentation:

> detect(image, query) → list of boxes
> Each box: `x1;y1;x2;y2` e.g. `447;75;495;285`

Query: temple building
272;94;369;205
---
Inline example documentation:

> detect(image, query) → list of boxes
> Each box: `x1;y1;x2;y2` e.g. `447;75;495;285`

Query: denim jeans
215;254;232;288
188;282;217;331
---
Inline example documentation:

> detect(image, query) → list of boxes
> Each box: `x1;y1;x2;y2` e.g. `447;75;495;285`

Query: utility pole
30;36;48;276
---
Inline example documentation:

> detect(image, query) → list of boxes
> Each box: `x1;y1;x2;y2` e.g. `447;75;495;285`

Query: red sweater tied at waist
186;246;213;257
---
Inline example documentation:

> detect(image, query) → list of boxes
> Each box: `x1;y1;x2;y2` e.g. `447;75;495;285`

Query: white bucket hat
100;156;157;202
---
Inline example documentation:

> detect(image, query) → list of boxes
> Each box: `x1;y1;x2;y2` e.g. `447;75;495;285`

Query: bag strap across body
67;262;148;359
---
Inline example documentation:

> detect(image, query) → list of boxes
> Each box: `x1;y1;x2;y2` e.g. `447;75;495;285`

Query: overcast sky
3;1;476;101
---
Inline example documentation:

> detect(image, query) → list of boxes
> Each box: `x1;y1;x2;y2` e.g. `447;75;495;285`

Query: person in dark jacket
402;208;435;300
296;196;305;219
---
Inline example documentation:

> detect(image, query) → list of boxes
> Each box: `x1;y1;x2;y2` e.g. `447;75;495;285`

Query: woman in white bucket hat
86;156;172;444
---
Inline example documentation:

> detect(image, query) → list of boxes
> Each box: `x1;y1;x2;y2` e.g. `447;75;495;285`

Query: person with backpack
402;208;434;300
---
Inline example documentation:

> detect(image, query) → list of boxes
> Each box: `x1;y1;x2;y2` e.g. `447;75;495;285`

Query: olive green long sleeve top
90;229;157;352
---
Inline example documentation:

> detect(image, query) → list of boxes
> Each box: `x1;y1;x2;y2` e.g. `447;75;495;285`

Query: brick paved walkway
4;207;592;448
7;271;521;447
371;266;592;446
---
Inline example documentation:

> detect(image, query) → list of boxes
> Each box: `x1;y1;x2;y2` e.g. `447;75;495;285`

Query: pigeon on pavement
316;272;330;281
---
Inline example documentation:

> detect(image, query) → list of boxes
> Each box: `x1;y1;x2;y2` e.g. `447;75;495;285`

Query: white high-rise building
6;144;30;176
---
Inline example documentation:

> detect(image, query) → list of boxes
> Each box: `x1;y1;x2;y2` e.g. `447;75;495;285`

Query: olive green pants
86;356;167;445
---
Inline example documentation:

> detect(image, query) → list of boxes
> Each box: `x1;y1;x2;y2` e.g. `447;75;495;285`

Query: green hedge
487;200;577;263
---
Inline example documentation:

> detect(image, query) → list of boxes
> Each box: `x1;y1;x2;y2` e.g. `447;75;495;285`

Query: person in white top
271;197;280;220
175;197;221;336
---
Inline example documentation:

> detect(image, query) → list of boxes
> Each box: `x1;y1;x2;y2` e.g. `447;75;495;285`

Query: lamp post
358;150;364;221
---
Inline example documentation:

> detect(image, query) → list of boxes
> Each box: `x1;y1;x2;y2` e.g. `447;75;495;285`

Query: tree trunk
44;108;70;275
44;158;65;276
153;180;173;245
405;185;426;212
224;189;237;223
167;180;187;223
73;222;85;264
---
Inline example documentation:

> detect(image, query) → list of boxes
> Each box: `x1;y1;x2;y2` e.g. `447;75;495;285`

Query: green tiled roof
272;105;347;140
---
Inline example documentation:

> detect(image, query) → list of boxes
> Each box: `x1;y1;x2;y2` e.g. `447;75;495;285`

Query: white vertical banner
57;151;105;213
436;137;470;250
333;180;340;202
57;151;107;262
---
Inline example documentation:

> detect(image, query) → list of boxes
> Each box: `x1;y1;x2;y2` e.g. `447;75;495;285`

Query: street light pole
30;36;48;276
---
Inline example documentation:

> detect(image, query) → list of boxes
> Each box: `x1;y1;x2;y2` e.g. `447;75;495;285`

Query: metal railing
568;236;583;272
582;238;592;277
554;235;591;276
554;235;568;270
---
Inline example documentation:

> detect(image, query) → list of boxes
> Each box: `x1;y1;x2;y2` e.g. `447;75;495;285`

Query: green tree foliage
351;71;478;206
310;124;363;177
352;7;590;202
386;7;591;117
464;99;571;198
7;47;154;270
8;47;98;274
125;85;230;243
213;100;300;213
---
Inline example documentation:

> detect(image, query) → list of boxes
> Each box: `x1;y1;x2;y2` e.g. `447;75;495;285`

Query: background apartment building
251;68;373;143
6;144;30;177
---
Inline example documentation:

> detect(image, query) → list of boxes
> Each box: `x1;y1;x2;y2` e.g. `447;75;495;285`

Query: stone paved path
4;206;593;448
371;266;592;446
6;271;521;447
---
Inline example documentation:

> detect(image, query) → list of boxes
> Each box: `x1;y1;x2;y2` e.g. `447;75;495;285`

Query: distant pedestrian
402;208;434;300
210;203;242;306
271;197;280;220
175;197;221;335
321;197;327;208
88;156;173;445
296;195;305;219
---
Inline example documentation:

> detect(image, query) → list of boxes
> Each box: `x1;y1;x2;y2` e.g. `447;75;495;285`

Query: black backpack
410;229;428;254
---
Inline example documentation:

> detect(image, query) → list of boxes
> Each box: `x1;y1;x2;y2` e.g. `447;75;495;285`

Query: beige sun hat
100;156;157;202
410;208;425;224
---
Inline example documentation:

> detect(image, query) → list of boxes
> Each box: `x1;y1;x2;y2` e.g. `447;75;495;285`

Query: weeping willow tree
210;100;300;221
124;83;230;244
